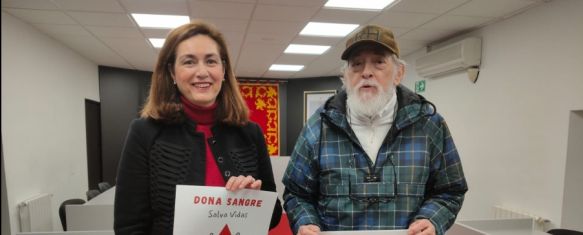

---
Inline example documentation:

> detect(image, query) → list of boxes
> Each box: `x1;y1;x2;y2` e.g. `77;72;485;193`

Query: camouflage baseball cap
341;24;400;60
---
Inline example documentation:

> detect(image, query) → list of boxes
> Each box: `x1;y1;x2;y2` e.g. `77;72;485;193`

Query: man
282;25;468;235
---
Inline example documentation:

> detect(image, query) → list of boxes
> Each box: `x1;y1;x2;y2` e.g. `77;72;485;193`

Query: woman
113;21;282;234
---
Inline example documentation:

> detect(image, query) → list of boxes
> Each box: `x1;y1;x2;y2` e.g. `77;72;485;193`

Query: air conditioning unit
415;37;482;79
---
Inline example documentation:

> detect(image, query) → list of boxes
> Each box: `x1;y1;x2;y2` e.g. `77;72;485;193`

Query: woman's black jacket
114;118;283;234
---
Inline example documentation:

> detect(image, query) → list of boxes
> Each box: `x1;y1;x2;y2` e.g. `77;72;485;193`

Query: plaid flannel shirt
283;86;468;235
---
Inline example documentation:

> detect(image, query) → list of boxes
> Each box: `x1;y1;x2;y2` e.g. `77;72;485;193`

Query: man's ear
394;63;405;86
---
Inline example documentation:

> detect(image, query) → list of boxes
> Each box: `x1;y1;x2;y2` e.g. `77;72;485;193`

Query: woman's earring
173;80;176;85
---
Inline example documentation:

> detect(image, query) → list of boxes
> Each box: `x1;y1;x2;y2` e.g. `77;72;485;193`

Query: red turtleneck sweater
180;96;225;187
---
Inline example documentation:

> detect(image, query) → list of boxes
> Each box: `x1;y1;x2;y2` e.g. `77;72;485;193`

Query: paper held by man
320;230;407;234
173;185;277;235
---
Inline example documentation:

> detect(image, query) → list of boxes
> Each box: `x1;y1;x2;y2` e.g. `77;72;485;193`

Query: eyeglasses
348;175;396;203
347;155;398;204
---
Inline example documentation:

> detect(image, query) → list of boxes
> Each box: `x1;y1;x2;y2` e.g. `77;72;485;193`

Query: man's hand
225;175;262;192
297;224;320;235
408;219;436;235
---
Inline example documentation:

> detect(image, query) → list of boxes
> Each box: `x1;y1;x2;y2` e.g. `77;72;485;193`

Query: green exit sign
415;80;426;93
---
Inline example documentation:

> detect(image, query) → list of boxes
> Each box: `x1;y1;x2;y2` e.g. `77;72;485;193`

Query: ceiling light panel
148;38;165;48
269;64;304;72
285;44;331;55
131;13;189;28
300;22;359;37
324;0;396;10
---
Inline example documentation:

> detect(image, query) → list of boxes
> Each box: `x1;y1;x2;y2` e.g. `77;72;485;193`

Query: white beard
346;80;394;118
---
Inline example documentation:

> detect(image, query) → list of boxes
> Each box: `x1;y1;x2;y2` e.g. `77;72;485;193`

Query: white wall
401;0;583;229
1;12;100;234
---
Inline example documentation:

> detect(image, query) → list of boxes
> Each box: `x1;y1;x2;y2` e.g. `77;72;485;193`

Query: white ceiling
1;0;547;79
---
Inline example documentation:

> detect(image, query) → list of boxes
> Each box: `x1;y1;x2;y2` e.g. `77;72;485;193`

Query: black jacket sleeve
247;122;283;229
114;119;158;234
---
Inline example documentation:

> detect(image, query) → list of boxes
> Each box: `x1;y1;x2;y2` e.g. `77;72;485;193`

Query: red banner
239;83;279;156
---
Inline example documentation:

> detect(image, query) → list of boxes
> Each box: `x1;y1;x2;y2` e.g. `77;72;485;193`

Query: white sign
303;90;336;124
320;230;408;234
173;185;278;235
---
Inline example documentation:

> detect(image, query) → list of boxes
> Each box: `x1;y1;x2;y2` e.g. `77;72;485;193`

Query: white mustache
356;80;380;89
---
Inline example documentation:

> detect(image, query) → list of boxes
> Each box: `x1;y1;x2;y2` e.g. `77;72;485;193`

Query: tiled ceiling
1;0;547;79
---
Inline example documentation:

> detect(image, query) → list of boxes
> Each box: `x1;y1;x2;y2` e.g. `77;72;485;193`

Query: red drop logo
219;224;231;235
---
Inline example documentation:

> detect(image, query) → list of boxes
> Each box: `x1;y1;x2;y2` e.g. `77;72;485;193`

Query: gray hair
339;54;406;88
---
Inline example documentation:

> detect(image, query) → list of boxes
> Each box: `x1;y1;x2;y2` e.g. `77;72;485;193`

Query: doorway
561;110;583;231
85;99;102;190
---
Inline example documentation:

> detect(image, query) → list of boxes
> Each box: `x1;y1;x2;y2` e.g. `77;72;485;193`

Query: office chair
86;189;101;201
97;182;112;192
59;198;85;231
547;229;583;235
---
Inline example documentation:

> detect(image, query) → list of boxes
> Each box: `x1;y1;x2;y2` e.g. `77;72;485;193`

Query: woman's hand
225;175;262;192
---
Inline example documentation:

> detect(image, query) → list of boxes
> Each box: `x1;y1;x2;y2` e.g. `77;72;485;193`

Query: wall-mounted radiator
493;205;550;231
18;193;53;232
